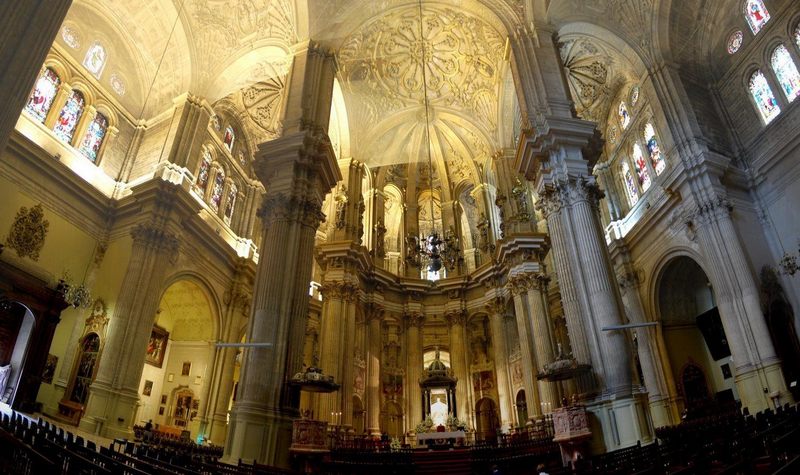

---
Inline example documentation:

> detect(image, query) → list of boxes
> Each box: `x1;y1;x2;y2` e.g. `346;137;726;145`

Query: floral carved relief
5;204;49;261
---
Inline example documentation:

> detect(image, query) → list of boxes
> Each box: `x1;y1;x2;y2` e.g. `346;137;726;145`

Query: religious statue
334;185;348;230
430;396;448;427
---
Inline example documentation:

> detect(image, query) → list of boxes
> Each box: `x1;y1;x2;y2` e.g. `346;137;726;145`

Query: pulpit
552;404;592;466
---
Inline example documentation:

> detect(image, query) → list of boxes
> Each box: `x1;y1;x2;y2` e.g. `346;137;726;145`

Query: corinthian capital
484;296;507;316
130;223;180;263
444;309;467;327
320;281;359;301
403;312;425;329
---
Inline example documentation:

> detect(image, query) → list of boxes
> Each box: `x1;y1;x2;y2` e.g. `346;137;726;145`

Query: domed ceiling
332;2;509;189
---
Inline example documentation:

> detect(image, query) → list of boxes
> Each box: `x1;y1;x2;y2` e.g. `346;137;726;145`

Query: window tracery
749;70;781;124
25;67;61;123
83;42;107;78
78;112;108;162
744;0;770;35
770;45;800;103
53;90;85;143
632;144;651;192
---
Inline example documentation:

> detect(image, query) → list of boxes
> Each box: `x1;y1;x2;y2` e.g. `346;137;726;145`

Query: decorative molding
5;204;49;261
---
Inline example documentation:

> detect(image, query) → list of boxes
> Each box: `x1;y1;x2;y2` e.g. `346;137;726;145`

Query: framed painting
142;380;153;396
145;326;168;368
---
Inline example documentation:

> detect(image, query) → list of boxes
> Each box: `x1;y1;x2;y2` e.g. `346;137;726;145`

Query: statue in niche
335;185;348;230
495;193;507;239
477;213;493;253
511;178;529;220
358;197;365;242
374;218;386;258
431;396;448;427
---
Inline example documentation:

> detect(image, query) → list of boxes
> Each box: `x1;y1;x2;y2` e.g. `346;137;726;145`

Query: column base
585;392;653;454
208;413;230;446
647;395;679;429
735;360;791;413
79;382;138;439
223;402;293;468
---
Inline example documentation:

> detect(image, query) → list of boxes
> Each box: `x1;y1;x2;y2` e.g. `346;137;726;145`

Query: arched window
223;126;235;152
83;42;107;78
78;112;108;162
644;123;665;175
744;0;770;35
621;161;639;207
618;101;630;129
25;67;61;123
196;149;212;192
211;170;225;211
53;90;85;143
770;45;800;102
749;70;781;124
224;183;238;224
633;144;651;192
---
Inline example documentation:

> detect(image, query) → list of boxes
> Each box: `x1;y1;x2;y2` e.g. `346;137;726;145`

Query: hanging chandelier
406;0;462;275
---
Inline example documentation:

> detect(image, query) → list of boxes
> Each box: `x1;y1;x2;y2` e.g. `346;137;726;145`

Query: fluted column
690;196;789;411
507;276;541;421
0;0;72;152
365;304;384;436
527;274;559;412
224;42;339;467
616;268;678;428
485;296;514;432
81;182;194;439
405;313;425;426
208;262;253;445
446;310;470;421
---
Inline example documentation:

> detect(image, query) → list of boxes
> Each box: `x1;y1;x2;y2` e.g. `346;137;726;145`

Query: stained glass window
630;86;640;106
744;0;770;35
621;161;639;206
211;170;225;211
633;144;651;192
224;184;238;224
83;42;107;78
618;101;630;129
53;90;85;143
196;149;212;192
749;70;781;124
727;31;743;54
24;67;61;123
644;123;665;175
223;126;235;152
770;45;800;103
78;112;108;162
795;25;800;50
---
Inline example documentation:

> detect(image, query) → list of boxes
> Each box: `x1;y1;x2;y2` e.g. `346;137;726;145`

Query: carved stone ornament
5;204;49;261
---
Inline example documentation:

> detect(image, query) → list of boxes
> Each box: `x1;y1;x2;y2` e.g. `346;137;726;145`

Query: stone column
80;181;195;439
160;94;213;168
0;0;72;152
690;196;789;411
365;304;384;436
507;275;541;421
44;83;73;129
404;312;424;426
485;296;514;432
528;274;559;412
446;310;470;421
223;42;339;467
593;162;622;223
616;268;678;428
207;261;253;445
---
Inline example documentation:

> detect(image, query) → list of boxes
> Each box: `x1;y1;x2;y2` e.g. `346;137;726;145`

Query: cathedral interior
1;0;800;473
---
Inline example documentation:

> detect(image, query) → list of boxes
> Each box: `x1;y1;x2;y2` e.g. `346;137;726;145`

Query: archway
136;278;217;440
658;256;736;415
0;302;35;407
475;397;498;441
515;390;527;426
